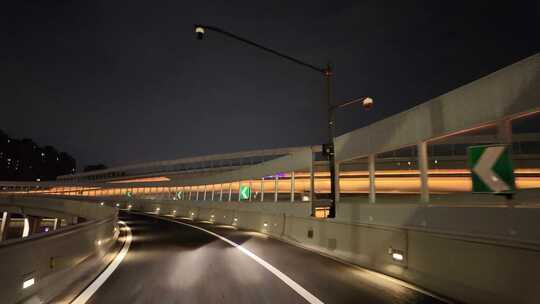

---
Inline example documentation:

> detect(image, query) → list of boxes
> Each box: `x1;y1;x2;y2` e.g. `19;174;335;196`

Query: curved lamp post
194;24;372;218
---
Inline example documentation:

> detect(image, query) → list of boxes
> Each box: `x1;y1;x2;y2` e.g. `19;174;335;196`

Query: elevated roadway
85;211;448;304
1;51;538;304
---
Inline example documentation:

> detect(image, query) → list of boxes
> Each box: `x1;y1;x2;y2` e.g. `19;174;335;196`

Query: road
85;212;449;304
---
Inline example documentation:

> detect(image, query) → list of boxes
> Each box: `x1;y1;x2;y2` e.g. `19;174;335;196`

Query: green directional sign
468;144;515;193
239;185;251;200
126;191;133;198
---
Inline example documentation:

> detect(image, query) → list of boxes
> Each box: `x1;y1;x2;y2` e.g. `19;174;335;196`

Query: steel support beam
219;184;223;202
290;172;295;202
368;154;376;204
238;182;241;202
260;178;264;202
274;175;279;202
203;185;207;201
498;119;513;144
334;162;340;203
249;180;253;202
418;141;430;203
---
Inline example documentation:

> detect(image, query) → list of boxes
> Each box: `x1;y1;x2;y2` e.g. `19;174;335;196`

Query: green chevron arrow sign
468;144;515;193
239;185;251;200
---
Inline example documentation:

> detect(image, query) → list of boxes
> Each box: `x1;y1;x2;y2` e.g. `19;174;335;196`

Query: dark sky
2;1;539;169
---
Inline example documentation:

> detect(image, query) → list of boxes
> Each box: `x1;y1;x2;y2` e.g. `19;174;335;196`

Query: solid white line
156;216;324;304
71;221;132;304
142;213;451;303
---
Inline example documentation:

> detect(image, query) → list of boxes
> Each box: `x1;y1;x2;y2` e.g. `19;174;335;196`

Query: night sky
2;1;539;169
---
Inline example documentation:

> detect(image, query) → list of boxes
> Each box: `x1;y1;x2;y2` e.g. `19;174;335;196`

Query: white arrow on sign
472;146;510;192
240;187;249;199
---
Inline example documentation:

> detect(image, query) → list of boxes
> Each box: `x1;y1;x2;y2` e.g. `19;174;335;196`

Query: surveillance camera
195;26;205;40
362;97;374;110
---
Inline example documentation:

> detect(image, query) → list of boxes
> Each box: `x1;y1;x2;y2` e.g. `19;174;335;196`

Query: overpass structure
0;53;539;304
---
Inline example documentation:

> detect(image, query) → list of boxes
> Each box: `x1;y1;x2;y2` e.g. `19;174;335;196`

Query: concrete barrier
127;198;540;304
0;196;118;303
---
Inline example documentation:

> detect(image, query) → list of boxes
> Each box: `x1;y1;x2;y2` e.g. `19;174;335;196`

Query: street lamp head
362;97;374;110
194;25;205;40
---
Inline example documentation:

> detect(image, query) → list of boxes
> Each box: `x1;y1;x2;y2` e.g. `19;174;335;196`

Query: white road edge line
154;215;324;304
140;212;451;303
71;220;132;304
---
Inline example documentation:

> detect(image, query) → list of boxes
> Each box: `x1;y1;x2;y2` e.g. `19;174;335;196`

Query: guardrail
0;196;118;303
116;195;540;304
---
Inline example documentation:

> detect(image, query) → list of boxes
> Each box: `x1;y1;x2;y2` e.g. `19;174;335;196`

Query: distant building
84;164;108;172
0;130;76;181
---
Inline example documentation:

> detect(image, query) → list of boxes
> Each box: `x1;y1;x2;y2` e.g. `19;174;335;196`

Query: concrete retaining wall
0;196;118;303
122;199;540;304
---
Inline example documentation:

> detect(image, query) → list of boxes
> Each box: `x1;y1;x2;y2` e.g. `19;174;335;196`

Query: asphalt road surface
86;212;449;304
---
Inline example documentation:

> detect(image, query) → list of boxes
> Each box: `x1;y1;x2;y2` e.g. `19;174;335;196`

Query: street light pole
195;25;326;74
324;65;337;218
194;24;370;218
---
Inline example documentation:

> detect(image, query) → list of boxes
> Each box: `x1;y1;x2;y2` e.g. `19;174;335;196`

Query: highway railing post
219;184;223;201
274;175;279;202
203;185;207;201
249;180;253;202
418;141;429;203
260;178;264;202
290;172;295;202
368;154;376;203
237;182;241;202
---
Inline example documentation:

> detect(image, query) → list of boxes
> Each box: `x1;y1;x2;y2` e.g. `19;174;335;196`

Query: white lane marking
156;216;324;304
143;213;451;303
71;221;132;304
